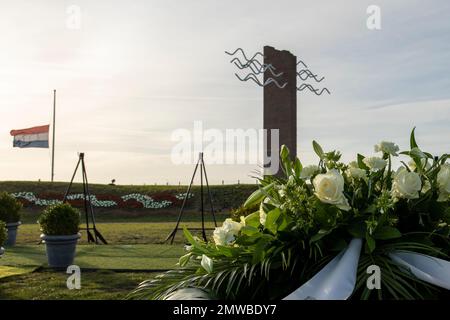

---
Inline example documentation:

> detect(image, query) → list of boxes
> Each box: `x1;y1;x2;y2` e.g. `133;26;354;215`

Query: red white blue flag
10;125;50;148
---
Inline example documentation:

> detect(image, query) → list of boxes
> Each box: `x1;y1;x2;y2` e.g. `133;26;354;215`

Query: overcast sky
0;0;449;185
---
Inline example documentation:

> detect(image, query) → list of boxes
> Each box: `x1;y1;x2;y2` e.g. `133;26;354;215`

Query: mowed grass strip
0;244;186;270
15;221;219;245
0;269;156;300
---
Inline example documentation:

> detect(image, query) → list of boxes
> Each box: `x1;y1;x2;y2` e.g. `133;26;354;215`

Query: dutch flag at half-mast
10;125;50;148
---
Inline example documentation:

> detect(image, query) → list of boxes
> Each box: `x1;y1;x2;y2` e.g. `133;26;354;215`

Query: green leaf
410;147;426;159
183;227;197;246
312;140;324;159
240;225;260;236
265;208;281;234
373;226;402;240
252;238;269;264
214;245;236;257
366;234;376;253
280;145;292;176
178;252;192;267
357;154;369;170
310;228;334;242
314;201;339;228
244;211;260;228
423;151;433;159
243;183;273;208
293;158;302;178
280;144;290;160
410;127;418;149
182;227;209;255
277;213;293;232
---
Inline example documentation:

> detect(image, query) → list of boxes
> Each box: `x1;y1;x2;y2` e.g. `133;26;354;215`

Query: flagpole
51;89;56;182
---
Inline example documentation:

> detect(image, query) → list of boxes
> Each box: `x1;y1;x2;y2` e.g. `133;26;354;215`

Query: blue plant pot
5;222;21;247
40;233;81;268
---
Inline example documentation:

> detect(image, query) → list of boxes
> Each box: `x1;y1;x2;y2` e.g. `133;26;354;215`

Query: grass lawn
0;269;158;300
0;181;241;299
16;220;220;245
0;242;187;299
0;244;185;270
0;215;226;300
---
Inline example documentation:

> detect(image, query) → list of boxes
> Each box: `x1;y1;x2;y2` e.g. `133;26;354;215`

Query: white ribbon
284;238;362;300
389;251;450;290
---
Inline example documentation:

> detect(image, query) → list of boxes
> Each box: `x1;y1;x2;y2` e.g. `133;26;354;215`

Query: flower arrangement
129;129;449;300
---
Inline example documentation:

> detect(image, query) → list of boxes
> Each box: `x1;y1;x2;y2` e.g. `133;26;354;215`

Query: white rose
437;164;450;202
212;218;243;246
374;141;400;156
222;218;243;234
346;167;367;181
363;156;387;172
313;169;350;211
201;254;213;273
212;227;230;246
300;165;319;180
392;168;422;199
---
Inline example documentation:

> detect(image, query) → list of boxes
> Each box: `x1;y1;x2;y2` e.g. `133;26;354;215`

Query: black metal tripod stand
165;152;217;244
64;153;107;244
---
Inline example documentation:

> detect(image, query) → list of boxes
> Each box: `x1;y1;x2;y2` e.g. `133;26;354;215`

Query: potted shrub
0;221;6;257
0;192;22;246
38;203;81;268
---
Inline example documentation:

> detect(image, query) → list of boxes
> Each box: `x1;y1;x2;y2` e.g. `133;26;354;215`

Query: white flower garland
11;192;192;209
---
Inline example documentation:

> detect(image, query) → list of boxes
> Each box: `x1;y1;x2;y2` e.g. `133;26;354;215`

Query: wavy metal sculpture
297;69;324;82
296;59;329;94
232;59;282;77
226;47;330;95
235;73;287;89
225;48;264;62
230;57;282;76
297;60;308;68
297;83;331;95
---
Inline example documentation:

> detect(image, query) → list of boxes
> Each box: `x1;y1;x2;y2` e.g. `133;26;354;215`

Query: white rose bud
422;180;431;194
223;218;243;234
201;254;213;273
374;141;400;156
212;227;229;246
348;161;359;168
259;210;267;226
437;164;450;202
346;167;367;181
363;156;387;172
313;169;351;211
213;218;243;246
300;165;319;180
392;168;422;199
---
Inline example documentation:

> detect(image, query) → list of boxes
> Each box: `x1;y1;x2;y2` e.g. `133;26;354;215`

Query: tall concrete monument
263;46;297;175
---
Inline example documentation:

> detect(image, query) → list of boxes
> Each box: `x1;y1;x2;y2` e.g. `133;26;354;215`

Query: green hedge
0;181;257;210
